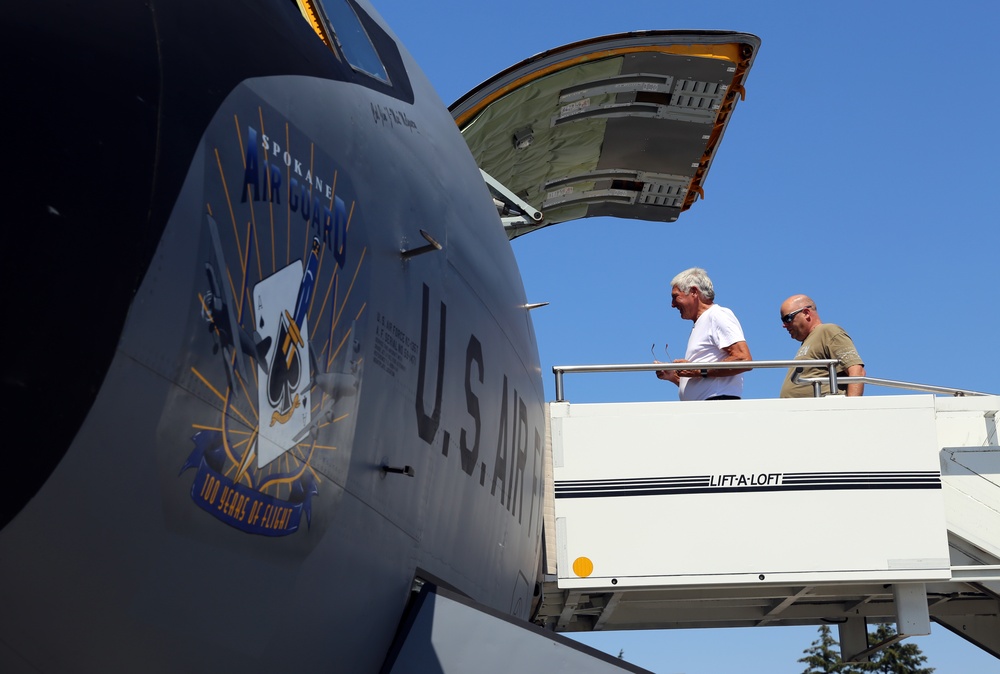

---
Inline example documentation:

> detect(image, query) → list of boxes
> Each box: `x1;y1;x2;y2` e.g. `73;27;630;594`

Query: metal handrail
792;372;994;398
553;359;838;402
551;359;994;402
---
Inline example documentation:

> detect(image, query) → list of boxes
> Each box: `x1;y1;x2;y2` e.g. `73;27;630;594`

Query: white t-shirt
677;304;746;401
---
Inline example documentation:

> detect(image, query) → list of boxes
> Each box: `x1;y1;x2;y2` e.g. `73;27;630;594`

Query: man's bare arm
846;363;865;396
675;341;752;379
714;340;752;377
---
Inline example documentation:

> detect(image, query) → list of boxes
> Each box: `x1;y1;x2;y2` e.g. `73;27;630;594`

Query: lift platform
535;364;1000;661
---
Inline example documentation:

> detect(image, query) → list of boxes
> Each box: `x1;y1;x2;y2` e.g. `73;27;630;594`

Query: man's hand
655;358;681;385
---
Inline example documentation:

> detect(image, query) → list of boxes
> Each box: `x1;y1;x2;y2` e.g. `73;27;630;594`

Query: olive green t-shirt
780;323;863;398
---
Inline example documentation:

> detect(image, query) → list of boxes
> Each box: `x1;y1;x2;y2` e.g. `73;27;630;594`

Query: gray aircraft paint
1;49;543;674
0;0;756;670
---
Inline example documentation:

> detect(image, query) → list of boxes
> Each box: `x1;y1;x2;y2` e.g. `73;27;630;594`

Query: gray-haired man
656;267;752;401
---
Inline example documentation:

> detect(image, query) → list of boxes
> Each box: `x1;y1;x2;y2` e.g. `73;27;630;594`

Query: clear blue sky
371;0;1000;671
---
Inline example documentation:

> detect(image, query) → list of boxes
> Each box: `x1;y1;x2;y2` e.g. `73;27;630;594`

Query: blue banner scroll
181;430;316;536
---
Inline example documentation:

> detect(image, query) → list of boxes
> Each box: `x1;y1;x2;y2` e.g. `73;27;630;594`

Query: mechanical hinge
480;169;543;231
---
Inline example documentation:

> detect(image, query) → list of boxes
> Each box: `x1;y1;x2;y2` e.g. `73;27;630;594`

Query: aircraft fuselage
0;1;545;671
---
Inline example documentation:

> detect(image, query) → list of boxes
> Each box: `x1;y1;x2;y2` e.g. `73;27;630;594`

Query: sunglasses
781;306;811;324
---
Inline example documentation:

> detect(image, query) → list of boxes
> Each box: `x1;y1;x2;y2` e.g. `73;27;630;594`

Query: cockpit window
297;0;390;85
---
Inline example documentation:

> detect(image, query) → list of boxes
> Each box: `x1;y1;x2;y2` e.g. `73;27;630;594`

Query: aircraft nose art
450;31;760;238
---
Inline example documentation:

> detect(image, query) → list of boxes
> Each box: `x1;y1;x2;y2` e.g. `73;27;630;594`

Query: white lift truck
536;360;1000;662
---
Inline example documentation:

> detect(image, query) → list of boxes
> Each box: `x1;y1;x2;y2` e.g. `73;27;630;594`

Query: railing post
555;368;565;402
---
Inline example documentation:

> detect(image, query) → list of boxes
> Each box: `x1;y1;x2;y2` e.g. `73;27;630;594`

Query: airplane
0;0;758;671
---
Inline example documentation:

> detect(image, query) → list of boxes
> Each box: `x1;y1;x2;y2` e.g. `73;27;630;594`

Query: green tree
800;624;846;673
854;624;934;674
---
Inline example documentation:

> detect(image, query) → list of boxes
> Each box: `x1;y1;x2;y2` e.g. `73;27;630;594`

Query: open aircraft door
450;31;760;237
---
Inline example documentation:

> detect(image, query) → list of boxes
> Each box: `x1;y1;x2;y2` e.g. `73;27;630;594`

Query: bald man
779;295;865;397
